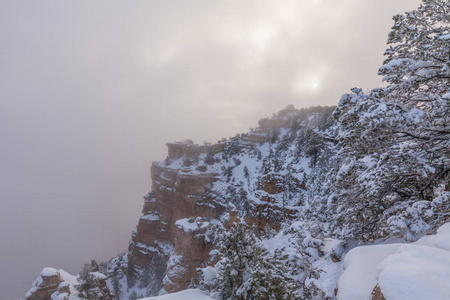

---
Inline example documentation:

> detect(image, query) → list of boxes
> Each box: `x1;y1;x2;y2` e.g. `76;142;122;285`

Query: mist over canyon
4;0;448;299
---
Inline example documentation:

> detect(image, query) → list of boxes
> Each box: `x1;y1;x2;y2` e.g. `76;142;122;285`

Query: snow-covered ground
139;289;213;300
338;223;450;300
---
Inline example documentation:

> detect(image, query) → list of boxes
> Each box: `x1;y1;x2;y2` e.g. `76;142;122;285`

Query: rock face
26;268;64;300
128;143;226;292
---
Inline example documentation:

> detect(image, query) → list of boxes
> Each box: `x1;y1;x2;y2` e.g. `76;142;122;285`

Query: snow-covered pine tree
199;223;299;300
139;252;165;296
90;260;99;272
379;0;449;106
126;258;137;288
378;0;449;186
111;266;122;300
332;0;449;241
76;263;114;300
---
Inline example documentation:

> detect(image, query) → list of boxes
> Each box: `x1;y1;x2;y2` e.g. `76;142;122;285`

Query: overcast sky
0;1;422;299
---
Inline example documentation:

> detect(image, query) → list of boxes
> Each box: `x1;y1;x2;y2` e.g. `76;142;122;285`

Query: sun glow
293;75;322;94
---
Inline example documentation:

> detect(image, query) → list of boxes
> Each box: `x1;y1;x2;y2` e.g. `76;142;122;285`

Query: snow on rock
175;217;210;232
90;271;107;280
414;222;450;251
25;267;113;300
337;222;450;300
377;244;450;300
25;268;84;300
141;213;161;221
41;267;59;277
140;289;214;300
337;243;403;300
26;268;63;299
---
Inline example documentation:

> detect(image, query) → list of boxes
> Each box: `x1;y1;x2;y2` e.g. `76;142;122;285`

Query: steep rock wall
128;142;226;292
127;130;303;293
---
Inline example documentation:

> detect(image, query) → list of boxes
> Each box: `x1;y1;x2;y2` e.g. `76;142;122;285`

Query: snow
439;33;450;40
175;217;210;232
58;269;83;300
139;289;214;300
377;245;450;300
41;267;59;277
141;213;161;221
90;271;107;280
313;255;343;298
263;231;293;254
261;230;344;298
337;222;450;300
414;222;450;251
321;238;344;258
337;243;403;300
201;266;217;283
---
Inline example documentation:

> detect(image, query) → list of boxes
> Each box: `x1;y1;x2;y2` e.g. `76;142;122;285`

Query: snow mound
378;244;450;300
414;222;450;251
139;289;214;300
337;243;403;300
41;267;59;277
338;222;450;300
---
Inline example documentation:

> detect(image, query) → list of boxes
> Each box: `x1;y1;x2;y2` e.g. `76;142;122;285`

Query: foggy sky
0;1;422;299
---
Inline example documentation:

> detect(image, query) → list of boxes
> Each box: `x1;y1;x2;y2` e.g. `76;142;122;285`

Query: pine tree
139;253;165;296
332;0;449;240
378;0;449;185
90;260;99;272
76;263;113;300
379;0;449;106
111;266;122;300
200;223;299;300
126;257;136;288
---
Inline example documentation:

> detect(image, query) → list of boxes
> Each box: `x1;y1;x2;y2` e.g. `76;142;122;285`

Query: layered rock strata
128;141;227;292
128;128;304;292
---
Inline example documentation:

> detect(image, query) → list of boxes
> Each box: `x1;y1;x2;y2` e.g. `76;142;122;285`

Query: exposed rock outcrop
128;147;226;292
26;268;113;300
370;285;387;300
26;268;63;300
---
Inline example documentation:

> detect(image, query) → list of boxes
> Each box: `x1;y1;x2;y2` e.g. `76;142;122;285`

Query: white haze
0;1;421;299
